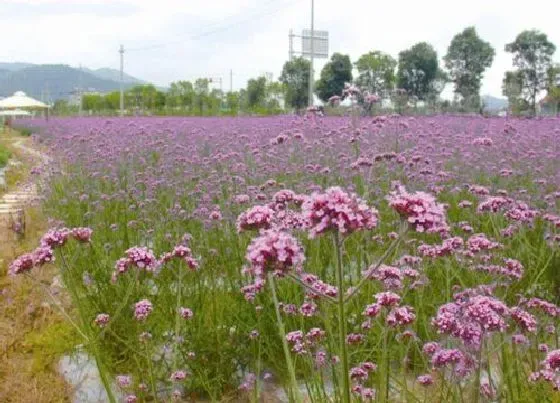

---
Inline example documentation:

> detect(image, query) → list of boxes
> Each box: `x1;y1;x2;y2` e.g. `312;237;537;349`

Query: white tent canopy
0;91;48;109
0;109;31;116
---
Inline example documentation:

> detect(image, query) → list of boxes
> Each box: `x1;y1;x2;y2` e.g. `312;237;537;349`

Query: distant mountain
0;62;35;71
482;95;508;111
0;64;144;101
83;67;144;84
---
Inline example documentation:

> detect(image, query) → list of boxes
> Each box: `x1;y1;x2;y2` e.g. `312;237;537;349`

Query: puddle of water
58;350;118;403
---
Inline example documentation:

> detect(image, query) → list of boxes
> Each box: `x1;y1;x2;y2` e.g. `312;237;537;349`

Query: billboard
301;30;329;59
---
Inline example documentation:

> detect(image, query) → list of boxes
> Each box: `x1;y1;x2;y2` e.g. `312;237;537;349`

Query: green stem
92;344;117;403
24;273;89;340
344;230;403;303
501;334;513;403
333;232;351;403
173;265;183;369
379;329;390;403
145;342;158;402
267;272;300;403
474;338;484;403
513;343;521;401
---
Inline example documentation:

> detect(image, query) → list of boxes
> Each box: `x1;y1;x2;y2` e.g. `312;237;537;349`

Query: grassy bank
0;130;72;402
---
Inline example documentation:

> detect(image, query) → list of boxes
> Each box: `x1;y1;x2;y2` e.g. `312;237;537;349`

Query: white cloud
1;0;559;96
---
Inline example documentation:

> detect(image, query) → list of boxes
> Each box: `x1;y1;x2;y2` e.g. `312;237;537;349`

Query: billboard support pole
308;0;314;107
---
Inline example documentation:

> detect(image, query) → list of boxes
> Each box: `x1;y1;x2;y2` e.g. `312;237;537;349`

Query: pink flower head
477;196;511;213
526;297;558;317
387;186;449;235
116;246;159;276
40;228;71;248
209;210;222;220
364;264;404;289
328;95;341;106
467;234;500;253
363;303;382;317
244;229;304;276
350;367;369;381
8;253;35;275
504;201;538;223
431;348;464;367
33;246;55;266
236;205;275;232
94;313;110;328
180;307;194;320
170;370;188;381
306;327;326;343
238;372;257;392
234;194;250;204
472;137;493;146
302;187;378;238
422;342;440;356
286;330;304;344
374;292;401;307
360;361;377;372
299;302;317;317
273;190;297;204
544;350;560;371
134;299;153;321
512;334;529;345
346;333;364;345
417;374;434;386
510;307;537;333
116;375;132;388
386;306;416;327
71;227;93;242
464;295;510;332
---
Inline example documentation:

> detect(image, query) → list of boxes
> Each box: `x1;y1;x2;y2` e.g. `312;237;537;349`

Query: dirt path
0;131;71;403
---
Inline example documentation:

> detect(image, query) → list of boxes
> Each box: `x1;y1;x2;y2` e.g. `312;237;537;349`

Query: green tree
105;91;121;110
397;42;443;100
315;53;353;102
52;99;75;116
354;51;396;96
266;81;285;111
246;76;267;109
545;64;560;114
194;78;210;115
444;27;495;109
502;70;526;114
226;91;240;115
82;94;104;111
280;57;311;111
167;81;194;111
505;30;556;115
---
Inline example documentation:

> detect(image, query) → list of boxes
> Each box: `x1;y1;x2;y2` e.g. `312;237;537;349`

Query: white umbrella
0;109;31;116
0;91;48;109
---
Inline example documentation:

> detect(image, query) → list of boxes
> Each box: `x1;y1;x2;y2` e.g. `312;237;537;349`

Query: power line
126;0;300;53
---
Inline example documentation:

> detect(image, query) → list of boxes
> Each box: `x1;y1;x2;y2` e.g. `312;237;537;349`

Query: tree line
53;28;559;117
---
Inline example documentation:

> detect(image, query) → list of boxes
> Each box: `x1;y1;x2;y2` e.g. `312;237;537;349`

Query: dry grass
0;130;71;402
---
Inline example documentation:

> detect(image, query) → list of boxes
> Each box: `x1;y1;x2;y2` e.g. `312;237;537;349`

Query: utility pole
289;29;294;61
220;77;224;111
79;63;83;116
119;44;125;116
308;0;314;107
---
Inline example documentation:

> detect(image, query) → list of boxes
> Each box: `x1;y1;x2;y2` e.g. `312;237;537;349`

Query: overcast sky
1;0;559;98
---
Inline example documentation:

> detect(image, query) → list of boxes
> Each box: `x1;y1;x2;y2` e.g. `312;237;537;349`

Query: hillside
83;67;144;84
482;95;508;111
0;62;35;71
0;63;144;101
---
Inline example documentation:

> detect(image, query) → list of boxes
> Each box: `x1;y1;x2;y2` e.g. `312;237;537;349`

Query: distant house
538;95;558;115
68;89;106;106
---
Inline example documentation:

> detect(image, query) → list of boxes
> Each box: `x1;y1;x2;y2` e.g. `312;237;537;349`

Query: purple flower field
13;115;560;402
